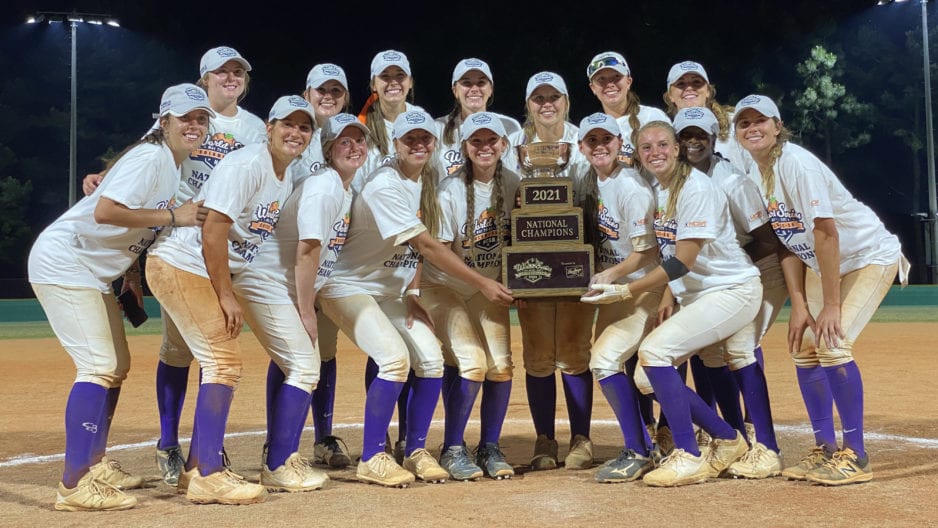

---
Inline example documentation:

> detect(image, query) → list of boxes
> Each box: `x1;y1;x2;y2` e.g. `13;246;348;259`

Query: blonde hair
390;154;441;238
458;157;507;266
365;78;416;157
757;118;793;199
636;121;693;219
663;83;734;142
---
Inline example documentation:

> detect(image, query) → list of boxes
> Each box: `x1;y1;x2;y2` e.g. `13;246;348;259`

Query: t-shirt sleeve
296;183;340;243
779;150;835;224
675;179;720;242
99;146;160;209
723;169;769;233
202;158;259;221
621;183;657;240
363;179;422;241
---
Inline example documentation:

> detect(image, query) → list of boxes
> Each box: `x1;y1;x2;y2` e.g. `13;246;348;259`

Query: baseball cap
525;72;568;100
666;61;710;89
734;94;781;121
452;58;493;85
577;112;621;141
322;112;369;142
306;63;348;90
586;51;630;80
392;110;438;140
159;83;216;118
673;107;719;136
268;95;316;122
370;50;412;78
199;46;252;77
460;111;507;139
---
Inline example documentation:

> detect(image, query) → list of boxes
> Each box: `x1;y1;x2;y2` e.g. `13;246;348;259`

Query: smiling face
372;66;412;106
328;127;367;175
394;128;436;177
677;126;714;168
527;85;567;129
202;60;248;109
588;68;633;113
267;112;314;162
734;108;781;161
464;129;506;176
453;70;493;116
667;73;711;111
305;80;348;124
637;125;680;182
162;110;210;160
579;129;623;176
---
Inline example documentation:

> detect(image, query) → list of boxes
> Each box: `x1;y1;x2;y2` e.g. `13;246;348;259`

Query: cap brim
165;105;216;119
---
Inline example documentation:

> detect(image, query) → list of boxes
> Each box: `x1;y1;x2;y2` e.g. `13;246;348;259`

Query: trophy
502;142;594;298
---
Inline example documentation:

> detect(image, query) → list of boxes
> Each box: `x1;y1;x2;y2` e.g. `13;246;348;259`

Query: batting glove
580;283;632;304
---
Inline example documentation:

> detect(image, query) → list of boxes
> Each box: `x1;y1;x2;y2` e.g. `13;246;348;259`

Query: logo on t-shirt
327;214;349;257
597;200;620;244
190;132;245;171
460;208;504;268
249;201;282;242
443;149;464;176
766;196;814;261
653;208;677;256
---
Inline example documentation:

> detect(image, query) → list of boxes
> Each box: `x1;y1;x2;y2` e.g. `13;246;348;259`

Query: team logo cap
452;58;494;86
159;83;216;118
392;110;438;140
587;51;630;80
673;107;719;136
370;50;412;78
734;94;781;122
578;112;621;141
667;61;710;90
459;111;508;140
322;112;369;142
199;46;252;77
268;95;316;122
525;71;568;100
306;63;349;90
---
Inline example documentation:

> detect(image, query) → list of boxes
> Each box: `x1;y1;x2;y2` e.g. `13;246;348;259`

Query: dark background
1;0;934;294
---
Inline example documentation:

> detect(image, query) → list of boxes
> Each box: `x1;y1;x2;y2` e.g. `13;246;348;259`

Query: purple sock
404;376;442;454
62;382;107;487
562;371;593;439
796;366;837;449
625;356;656;426
733;363;778;451
689;355;716;410
364;357;378;391
92;387;121;461
754;345;765;370
265;361;285;447
362;378;404;461
267;384;313;469
311;359;337;443
706;366;745;432
156;361;189;449
598;373;649;455
643;366;699;455
525;373;556;438
441;365;459;409
824;361;866;457
397;371;414;443
686;385;737;440
443;377;481;449
480;379;512;445
193;383;234;476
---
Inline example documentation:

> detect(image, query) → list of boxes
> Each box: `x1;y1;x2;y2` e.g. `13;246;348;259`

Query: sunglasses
588;57;628;79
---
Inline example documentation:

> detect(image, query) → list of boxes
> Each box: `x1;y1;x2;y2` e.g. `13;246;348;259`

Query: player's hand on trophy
580;283;632;304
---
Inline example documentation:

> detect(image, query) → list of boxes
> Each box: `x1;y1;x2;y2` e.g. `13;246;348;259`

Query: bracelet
404;289;421;298
168;208;176;228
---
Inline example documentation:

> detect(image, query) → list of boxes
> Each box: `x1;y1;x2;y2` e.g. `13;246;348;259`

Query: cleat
651;425;675;463
357;452;415;488
260;452;329;492
186;469;268;505
695;428;712;449
805;448;872;486
55;472;137;511
726;442;782;479
565;434;594;470
403;448;449;483
88;456;144;490
706;431;748;477
176;467;197;495
530;434;559;471
781;446;833;481
745;422;757;446
643;448;710;487
439;445;483;481
221;447;232;469
156;444;185;486
475;443;514;480
313;435;352;469
594;449;654;483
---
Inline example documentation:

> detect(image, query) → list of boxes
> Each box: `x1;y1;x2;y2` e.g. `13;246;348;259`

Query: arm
743;222;781;264
590;244;659;286
583;238;704;304
94;198;208;228
812;217;844;349
404;259;434;330
83;172;105;196
778;245;812;355
408;231;513;306
201;210;242;338
294;239;322;343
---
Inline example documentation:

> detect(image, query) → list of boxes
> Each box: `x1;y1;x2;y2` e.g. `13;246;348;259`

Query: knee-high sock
265;361;285;447
754;345;765;370
311;359;337;443
598;373;649;455
707;365;745;432
733;363;778;451
796;365;837;449
441;365;459;410
562;371;593;439
643;367;697;455
92;386;121;462
364;357;379;391
480;379;512;445
156;362;189;450
659;361;690;430
824;361;865;457
62;382;108;487
625;356;655;426
361;378;404;461
193;383;234;476
267;384;313;469
396;371;414;443
525;373;556;439
443;377;481;449
404;375;442;455
689;355;716;410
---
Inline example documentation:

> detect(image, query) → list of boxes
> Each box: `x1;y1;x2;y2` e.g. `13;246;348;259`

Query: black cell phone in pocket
117;290;149;327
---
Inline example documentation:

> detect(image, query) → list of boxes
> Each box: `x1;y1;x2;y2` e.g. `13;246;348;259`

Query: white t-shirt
654;168;759;304
234;166;352;304
357;102;427;189
715;110;754;176
505;122;591;204
434;112;521;179
595;166;658;282
422;168;521;297
707;156;769;249
288;128;326;185
28;142;179;291
319;160;426;299
150;143;293;277
615;104;670;166
751;142;902;275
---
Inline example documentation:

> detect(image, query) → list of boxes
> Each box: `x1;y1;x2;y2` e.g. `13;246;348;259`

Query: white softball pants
589;286;664;381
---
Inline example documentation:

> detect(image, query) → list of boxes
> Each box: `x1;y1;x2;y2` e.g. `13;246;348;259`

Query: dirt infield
1;322;936;527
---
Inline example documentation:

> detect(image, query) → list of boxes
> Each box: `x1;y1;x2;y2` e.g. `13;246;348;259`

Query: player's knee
377;355;410;382
76;371;122;389
632;367;654;395
637;347;671;368
591;367;618;382
201;361;243;388
283;368;319;393
160;344;195;367
790;346;820;368
458;363;487;382
817;348;855;368
412;357;444;379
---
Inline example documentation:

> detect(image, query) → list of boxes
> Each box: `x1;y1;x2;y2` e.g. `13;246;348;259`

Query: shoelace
659;448;690;467
85;477;124;501
739;445;765;464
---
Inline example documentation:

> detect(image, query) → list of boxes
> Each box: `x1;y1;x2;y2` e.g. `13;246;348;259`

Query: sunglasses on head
588;57;627;79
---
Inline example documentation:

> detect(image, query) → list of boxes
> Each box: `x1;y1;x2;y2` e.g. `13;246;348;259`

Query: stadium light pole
27;11;120;208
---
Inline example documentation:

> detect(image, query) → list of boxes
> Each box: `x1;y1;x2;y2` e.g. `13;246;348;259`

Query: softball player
318;110;514;487
290;62;352;183
576;113;661;483
734;95;908;485
587;120;761;487
506;72;596;471
146;96;317;504
28;84;213;511
419;112;520;480
672;107;788;478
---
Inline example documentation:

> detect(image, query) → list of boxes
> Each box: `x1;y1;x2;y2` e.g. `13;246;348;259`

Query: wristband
168;208;176;228
404;289;421;298
661;256;689;281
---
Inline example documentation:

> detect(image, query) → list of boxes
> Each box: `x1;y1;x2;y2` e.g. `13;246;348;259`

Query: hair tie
358;92;379;124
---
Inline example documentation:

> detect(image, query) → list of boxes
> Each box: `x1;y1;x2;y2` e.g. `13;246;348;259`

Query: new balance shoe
313;435;352;468
156;443;185;486
726;442;782;479
88;456;144;490
642;449;711;487
260;452;329;492
530;434;559;471
186;469;268;505
706;430;748;477
55;473;137;511
594;449;653;483
475;443;514;479
403;448;448;483
805;448;872;486
565;434;594;470
781;445;833;481
357;452;415;488
440;445;484;480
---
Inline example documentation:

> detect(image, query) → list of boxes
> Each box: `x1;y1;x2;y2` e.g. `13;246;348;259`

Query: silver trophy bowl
516;142;572;178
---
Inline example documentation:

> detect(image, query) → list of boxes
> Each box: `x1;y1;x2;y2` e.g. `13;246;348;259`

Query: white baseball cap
666;61;710;89
322;113;369;142
159;83;216;118
525;71;568;100
306;63;348;90
199;46;252;77
673;107;719;136
734;94;781;121
577;112;621;141
268;95;316;122
370;50;411;78
452;58;493;85
586;51;630;80
460;111;507;139
392;110;437;140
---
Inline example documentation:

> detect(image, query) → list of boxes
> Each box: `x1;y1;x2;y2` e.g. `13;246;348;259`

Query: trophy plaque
504;142;594;298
